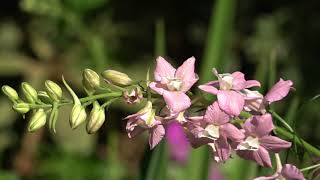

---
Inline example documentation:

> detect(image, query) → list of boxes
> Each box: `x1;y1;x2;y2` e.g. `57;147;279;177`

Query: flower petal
265;78;293;104
260;135;291;153
245;80;261;88
281;164;306;180
204;102;230;125
237;147;272;167
149;124;165;149
231;71;246;90
163;91;191;113
214;136;232;162
198;82;219;95
175;57;198;92
244;114;274;137
217;90;245;116
154;56;176;82
149;82;166;95
220;123;245;142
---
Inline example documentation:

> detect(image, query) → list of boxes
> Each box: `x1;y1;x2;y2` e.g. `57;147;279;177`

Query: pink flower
236;114;291;167
166;122;190;163
149;56;198;113
199;69;260;116
187;102;244;162
254;164;305;180
123;87;143;104
241;78;293;113
124;101;165;149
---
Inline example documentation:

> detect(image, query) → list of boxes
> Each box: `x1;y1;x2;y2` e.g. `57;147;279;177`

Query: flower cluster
1;56;311;179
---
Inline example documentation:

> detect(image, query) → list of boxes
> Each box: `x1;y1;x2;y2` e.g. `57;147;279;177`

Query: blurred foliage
0;0;320;179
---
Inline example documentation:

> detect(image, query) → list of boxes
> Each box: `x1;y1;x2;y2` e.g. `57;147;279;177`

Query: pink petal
245;80;261;88
149;82;166;95
149;124;165;149
175;57;199;92
254;176;277;180
260;135;291;153
220;123;245;142
154;56;176;82
163;91;191;113
231;71;247;90
265;78;293;104
208;136;231;162
281;164;306;180
237;147;272;167
204;102;230;125
199;83;219;95
244;114;274;137
217;90;245;116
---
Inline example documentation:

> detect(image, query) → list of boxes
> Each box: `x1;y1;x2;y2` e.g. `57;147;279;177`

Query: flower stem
300;163;320;172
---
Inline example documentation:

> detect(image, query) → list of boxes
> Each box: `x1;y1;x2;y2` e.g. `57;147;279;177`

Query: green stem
300;163;320;172
269;110;294;132
275;127;320;157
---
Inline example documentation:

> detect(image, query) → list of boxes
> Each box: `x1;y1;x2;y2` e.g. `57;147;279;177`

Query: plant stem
300;163;320;172
28;92;122;109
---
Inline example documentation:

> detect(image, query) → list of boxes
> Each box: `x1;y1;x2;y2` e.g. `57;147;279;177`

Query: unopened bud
82;69;100;92
2;85;19;102
70;104;87;129
102;70;133;86
38;91;52;104
21;82;38;103
45;80;62;101
13;102;30;114
86;102;105;134
123;87;143;104
28;109;47;132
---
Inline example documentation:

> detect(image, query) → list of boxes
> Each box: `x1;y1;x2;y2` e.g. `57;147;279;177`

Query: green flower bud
86;102;105;134
70;104;87;129
38;91;52;104
45;80;62;101
21;82;38;103
102;70;133;86
82;68;100;92
28;109;47;132
13;102;30;114
2;85;19;102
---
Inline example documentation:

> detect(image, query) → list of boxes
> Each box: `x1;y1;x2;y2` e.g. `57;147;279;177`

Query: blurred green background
0;0;320;179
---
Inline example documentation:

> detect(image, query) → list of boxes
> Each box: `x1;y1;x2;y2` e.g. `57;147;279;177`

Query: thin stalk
300;163;320;172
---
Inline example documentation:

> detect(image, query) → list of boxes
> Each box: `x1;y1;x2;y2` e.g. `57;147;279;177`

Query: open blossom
242;78;293;113
199;68;260;116
124;101;165;149
236;114;291;167
149;56;198;114
187;102;244;162
255;164;305;180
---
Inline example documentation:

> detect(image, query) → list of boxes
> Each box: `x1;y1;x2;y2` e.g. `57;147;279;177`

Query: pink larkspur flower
255;164;305;180
236;114;291;167
241;78;293;113
149;56;198;113
166;121;190;163
124;101;165;149
199;69;260;116
187;102;244;162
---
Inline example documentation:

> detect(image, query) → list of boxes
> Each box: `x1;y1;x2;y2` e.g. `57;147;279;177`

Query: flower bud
2;85;19;102
86;102;105;134
82;69;100;92
28;109;47;132
13;102;30;114
21;82;38;103
45;80;62;101
102;70;133;86
38;91;52;104
123;87;143;104
70;104;87;129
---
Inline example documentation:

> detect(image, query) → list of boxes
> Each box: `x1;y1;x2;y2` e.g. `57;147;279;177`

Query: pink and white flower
199;69;260;116
236;114;291;167
187;102;244;162
149;56;198;114
124;101;165;149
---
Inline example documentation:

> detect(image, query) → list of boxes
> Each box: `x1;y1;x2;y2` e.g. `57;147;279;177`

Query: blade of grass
199;0;236;83
184;147;210;180
155;18;166;56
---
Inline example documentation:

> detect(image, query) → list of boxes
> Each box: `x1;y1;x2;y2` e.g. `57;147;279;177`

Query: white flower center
176;111;187;123
219;74;233;90
140;109;156;127
167;78;183;91
203;124;220;140
237;136;260;151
